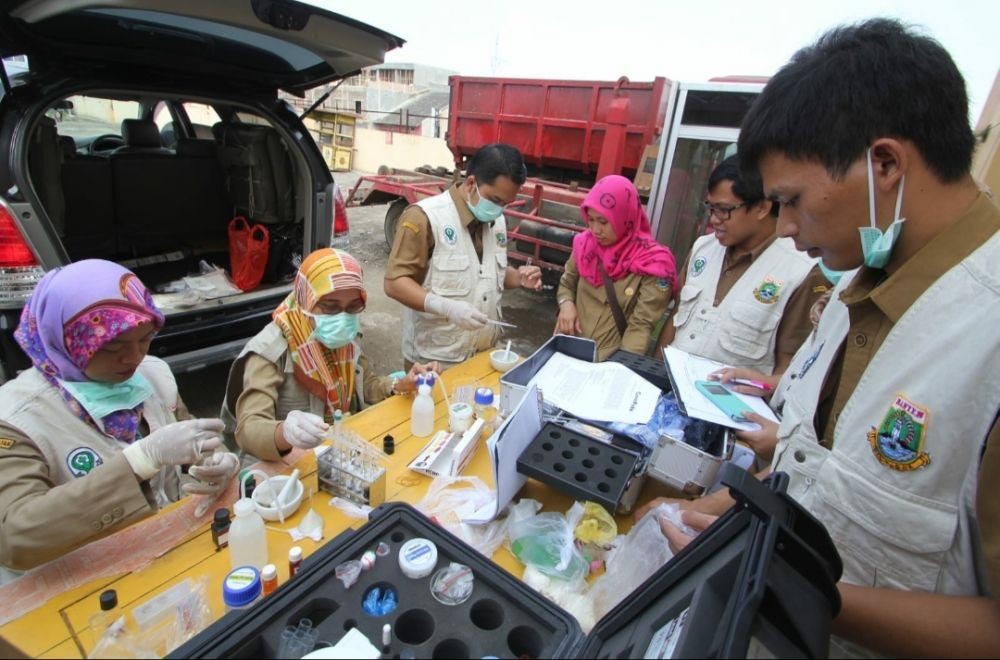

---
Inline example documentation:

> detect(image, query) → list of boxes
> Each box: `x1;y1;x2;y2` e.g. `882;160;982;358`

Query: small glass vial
223;566;262;612
211;507;231;550
289;546;303;578
89;588;121;637
261;563;278;596
474;388;497;437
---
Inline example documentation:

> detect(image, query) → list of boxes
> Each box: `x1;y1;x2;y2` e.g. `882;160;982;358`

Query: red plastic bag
228;216;270;291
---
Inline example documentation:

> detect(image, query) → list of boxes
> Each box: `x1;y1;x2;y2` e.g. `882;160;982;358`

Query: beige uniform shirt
666;234;829;358
235;351;391;461
557;254;672;361
0;394;191;571
385;184;485;282
810;195;1000;594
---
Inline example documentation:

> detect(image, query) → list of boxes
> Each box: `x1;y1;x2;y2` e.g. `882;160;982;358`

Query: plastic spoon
275;468;301;525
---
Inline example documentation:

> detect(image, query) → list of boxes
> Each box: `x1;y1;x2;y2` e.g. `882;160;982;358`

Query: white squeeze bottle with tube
229;497;268;570
410;374;435;438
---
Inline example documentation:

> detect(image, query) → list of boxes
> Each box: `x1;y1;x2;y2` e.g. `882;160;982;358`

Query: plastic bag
228;216;269;291
507;499;588;587
415;476;507;557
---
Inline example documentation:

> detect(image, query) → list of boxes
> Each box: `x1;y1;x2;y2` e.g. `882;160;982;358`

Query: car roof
0;0;404;96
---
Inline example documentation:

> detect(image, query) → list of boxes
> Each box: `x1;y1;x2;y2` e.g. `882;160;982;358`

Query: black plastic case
171;502;582;659
516;422;640;512
606;348;673;392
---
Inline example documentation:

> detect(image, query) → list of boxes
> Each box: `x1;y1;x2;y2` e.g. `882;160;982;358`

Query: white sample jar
448;402;473;433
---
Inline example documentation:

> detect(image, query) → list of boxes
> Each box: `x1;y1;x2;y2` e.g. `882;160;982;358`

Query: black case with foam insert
170;502;583;659
173;466;841;659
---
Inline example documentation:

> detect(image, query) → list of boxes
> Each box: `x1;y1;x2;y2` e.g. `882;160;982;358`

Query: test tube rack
317;429;387;507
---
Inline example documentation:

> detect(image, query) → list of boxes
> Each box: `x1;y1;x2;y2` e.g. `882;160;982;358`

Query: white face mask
859;147;906;269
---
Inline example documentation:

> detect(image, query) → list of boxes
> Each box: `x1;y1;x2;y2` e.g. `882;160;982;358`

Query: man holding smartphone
644;18;1000;657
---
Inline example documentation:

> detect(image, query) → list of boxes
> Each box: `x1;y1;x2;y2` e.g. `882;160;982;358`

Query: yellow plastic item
574;502;618;545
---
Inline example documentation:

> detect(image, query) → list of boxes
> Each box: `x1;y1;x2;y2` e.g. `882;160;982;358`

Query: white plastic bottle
410;375;435;438
229;497;268;570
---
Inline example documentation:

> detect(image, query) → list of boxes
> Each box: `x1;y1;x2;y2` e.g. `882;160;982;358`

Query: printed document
662;345;779;431
528;352;661;424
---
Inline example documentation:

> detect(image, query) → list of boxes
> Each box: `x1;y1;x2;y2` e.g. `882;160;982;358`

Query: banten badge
691;257;707;277
67;447;104;477
867;394;931;471
753;276;783;304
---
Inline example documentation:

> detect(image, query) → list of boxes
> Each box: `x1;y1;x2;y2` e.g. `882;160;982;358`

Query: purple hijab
14;260;164;443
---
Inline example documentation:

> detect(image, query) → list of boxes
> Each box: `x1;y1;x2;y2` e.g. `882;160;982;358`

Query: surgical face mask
817;260;845;286
466;182;504;222
859;147;906;269
309;312;359;349
60;371;153;420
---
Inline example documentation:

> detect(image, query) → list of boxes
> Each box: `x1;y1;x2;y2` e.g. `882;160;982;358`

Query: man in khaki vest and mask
656;155;826;376
642;18;1000;657
384;143;542;369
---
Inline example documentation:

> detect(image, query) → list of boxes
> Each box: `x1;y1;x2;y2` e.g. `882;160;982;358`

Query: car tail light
333;186;349;236
0;200;45;307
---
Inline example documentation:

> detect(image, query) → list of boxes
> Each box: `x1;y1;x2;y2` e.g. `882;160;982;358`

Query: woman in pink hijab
555;175;676;360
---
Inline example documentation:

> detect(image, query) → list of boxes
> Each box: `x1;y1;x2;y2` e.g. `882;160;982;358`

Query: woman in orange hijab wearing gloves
555;175;677;360
223;248;436;460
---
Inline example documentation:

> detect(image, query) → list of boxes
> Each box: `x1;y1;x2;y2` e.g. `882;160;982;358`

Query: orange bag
228;216;270;292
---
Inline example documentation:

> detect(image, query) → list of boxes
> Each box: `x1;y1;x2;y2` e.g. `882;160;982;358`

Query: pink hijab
573;175;677;290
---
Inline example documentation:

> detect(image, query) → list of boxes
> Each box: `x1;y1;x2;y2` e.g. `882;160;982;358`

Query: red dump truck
348;76;767;273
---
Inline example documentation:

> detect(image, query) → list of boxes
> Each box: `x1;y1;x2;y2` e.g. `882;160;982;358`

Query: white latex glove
282;410;329;449
184;452;240;497
424;292;488;330
122;418;224;480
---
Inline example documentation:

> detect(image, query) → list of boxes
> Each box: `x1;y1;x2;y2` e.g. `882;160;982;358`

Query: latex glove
122;418;224;480
282;410;329;449
184;452;240;497
424;292;488;330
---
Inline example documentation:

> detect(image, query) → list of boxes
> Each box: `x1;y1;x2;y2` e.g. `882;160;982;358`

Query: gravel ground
176;170;559;418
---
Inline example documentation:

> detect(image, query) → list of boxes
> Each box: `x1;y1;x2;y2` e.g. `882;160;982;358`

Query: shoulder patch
0;438;14;450
401;221;420;234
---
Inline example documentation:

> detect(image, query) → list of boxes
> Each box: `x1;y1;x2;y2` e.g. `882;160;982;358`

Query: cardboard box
408;418;485;478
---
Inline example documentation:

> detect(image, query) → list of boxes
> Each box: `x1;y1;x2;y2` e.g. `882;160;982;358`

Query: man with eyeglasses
656;154;826;375
385;143;542;370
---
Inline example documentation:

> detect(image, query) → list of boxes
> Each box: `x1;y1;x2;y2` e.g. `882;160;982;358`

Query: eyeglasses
311;299;366;315
703;201;747;221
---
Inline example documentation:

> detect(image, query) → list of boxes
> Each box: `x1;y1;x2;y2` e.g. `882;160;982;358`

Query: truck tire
384;198;408;250
513;220;575;267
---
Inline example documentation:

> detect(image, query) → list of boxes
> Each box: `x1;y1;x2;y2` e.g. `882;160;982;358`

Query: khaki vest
671;235;815;374
401;190;506;364
221;322;368;444
0;356;181;506
772;230;1000;618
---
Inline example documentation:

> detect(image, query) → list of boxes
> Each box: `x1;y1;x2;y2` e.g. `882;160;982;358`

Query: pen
729;378;772;392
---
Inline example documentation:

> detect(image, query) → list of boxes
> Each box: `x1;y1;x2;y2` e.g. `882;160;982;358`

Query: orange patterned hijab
272;249;367;415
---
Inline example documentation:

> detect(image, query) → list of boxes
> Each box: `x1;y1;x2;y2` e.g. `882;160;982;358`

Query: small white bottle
410;375;435;438
229;498;268;570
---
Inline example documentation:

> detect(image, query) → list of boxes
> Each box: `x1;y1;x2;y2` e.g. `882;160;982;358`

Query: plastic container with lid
229;497;268;570
448;401;473;433
474;388;497;437
398;537;438;579
223;566;262;611
261;564;278;596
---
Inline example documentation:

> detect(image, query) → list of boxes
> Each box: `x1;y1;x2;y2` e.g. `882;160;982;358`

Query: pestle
275;468;301;525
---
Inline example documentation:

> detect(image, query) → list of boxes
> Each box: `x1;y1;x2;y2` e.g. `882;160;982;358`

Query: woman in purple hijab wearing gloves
0;260;237;580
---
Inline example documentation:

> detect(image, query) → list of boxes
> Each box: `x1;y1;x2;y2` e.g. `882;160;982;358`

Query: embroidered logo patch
0;438;14;450
495;231;508;248
867;394;931;471
752;276;783;304
401;220;421;235
655;277;670;291
691;257;707;277
442;226;458;245
796;341;825;380
67;447;104;477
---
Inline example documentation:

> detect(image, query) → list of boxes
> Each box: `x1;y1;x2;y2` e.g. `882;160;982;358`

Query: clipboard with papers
661;345;780;431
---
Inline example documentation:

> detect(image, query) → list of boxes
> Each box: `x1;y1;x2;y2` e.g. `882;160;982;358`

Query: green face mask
309;312;360;349
859;147;906;269
60;371;153;420
817;260;845;286
466;182;504;223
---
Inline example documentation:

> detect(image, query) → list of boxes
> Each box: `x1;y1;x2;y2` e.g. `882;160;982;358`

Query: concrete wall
352;126;455;173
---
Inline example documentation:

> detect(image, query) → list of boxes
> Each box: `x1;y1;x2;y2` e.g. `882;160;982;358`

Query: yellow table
1;351;671;658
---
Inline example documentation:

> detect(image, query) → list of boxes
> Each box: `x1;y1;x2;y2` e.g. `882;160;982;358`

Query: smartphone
695;380;755;423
